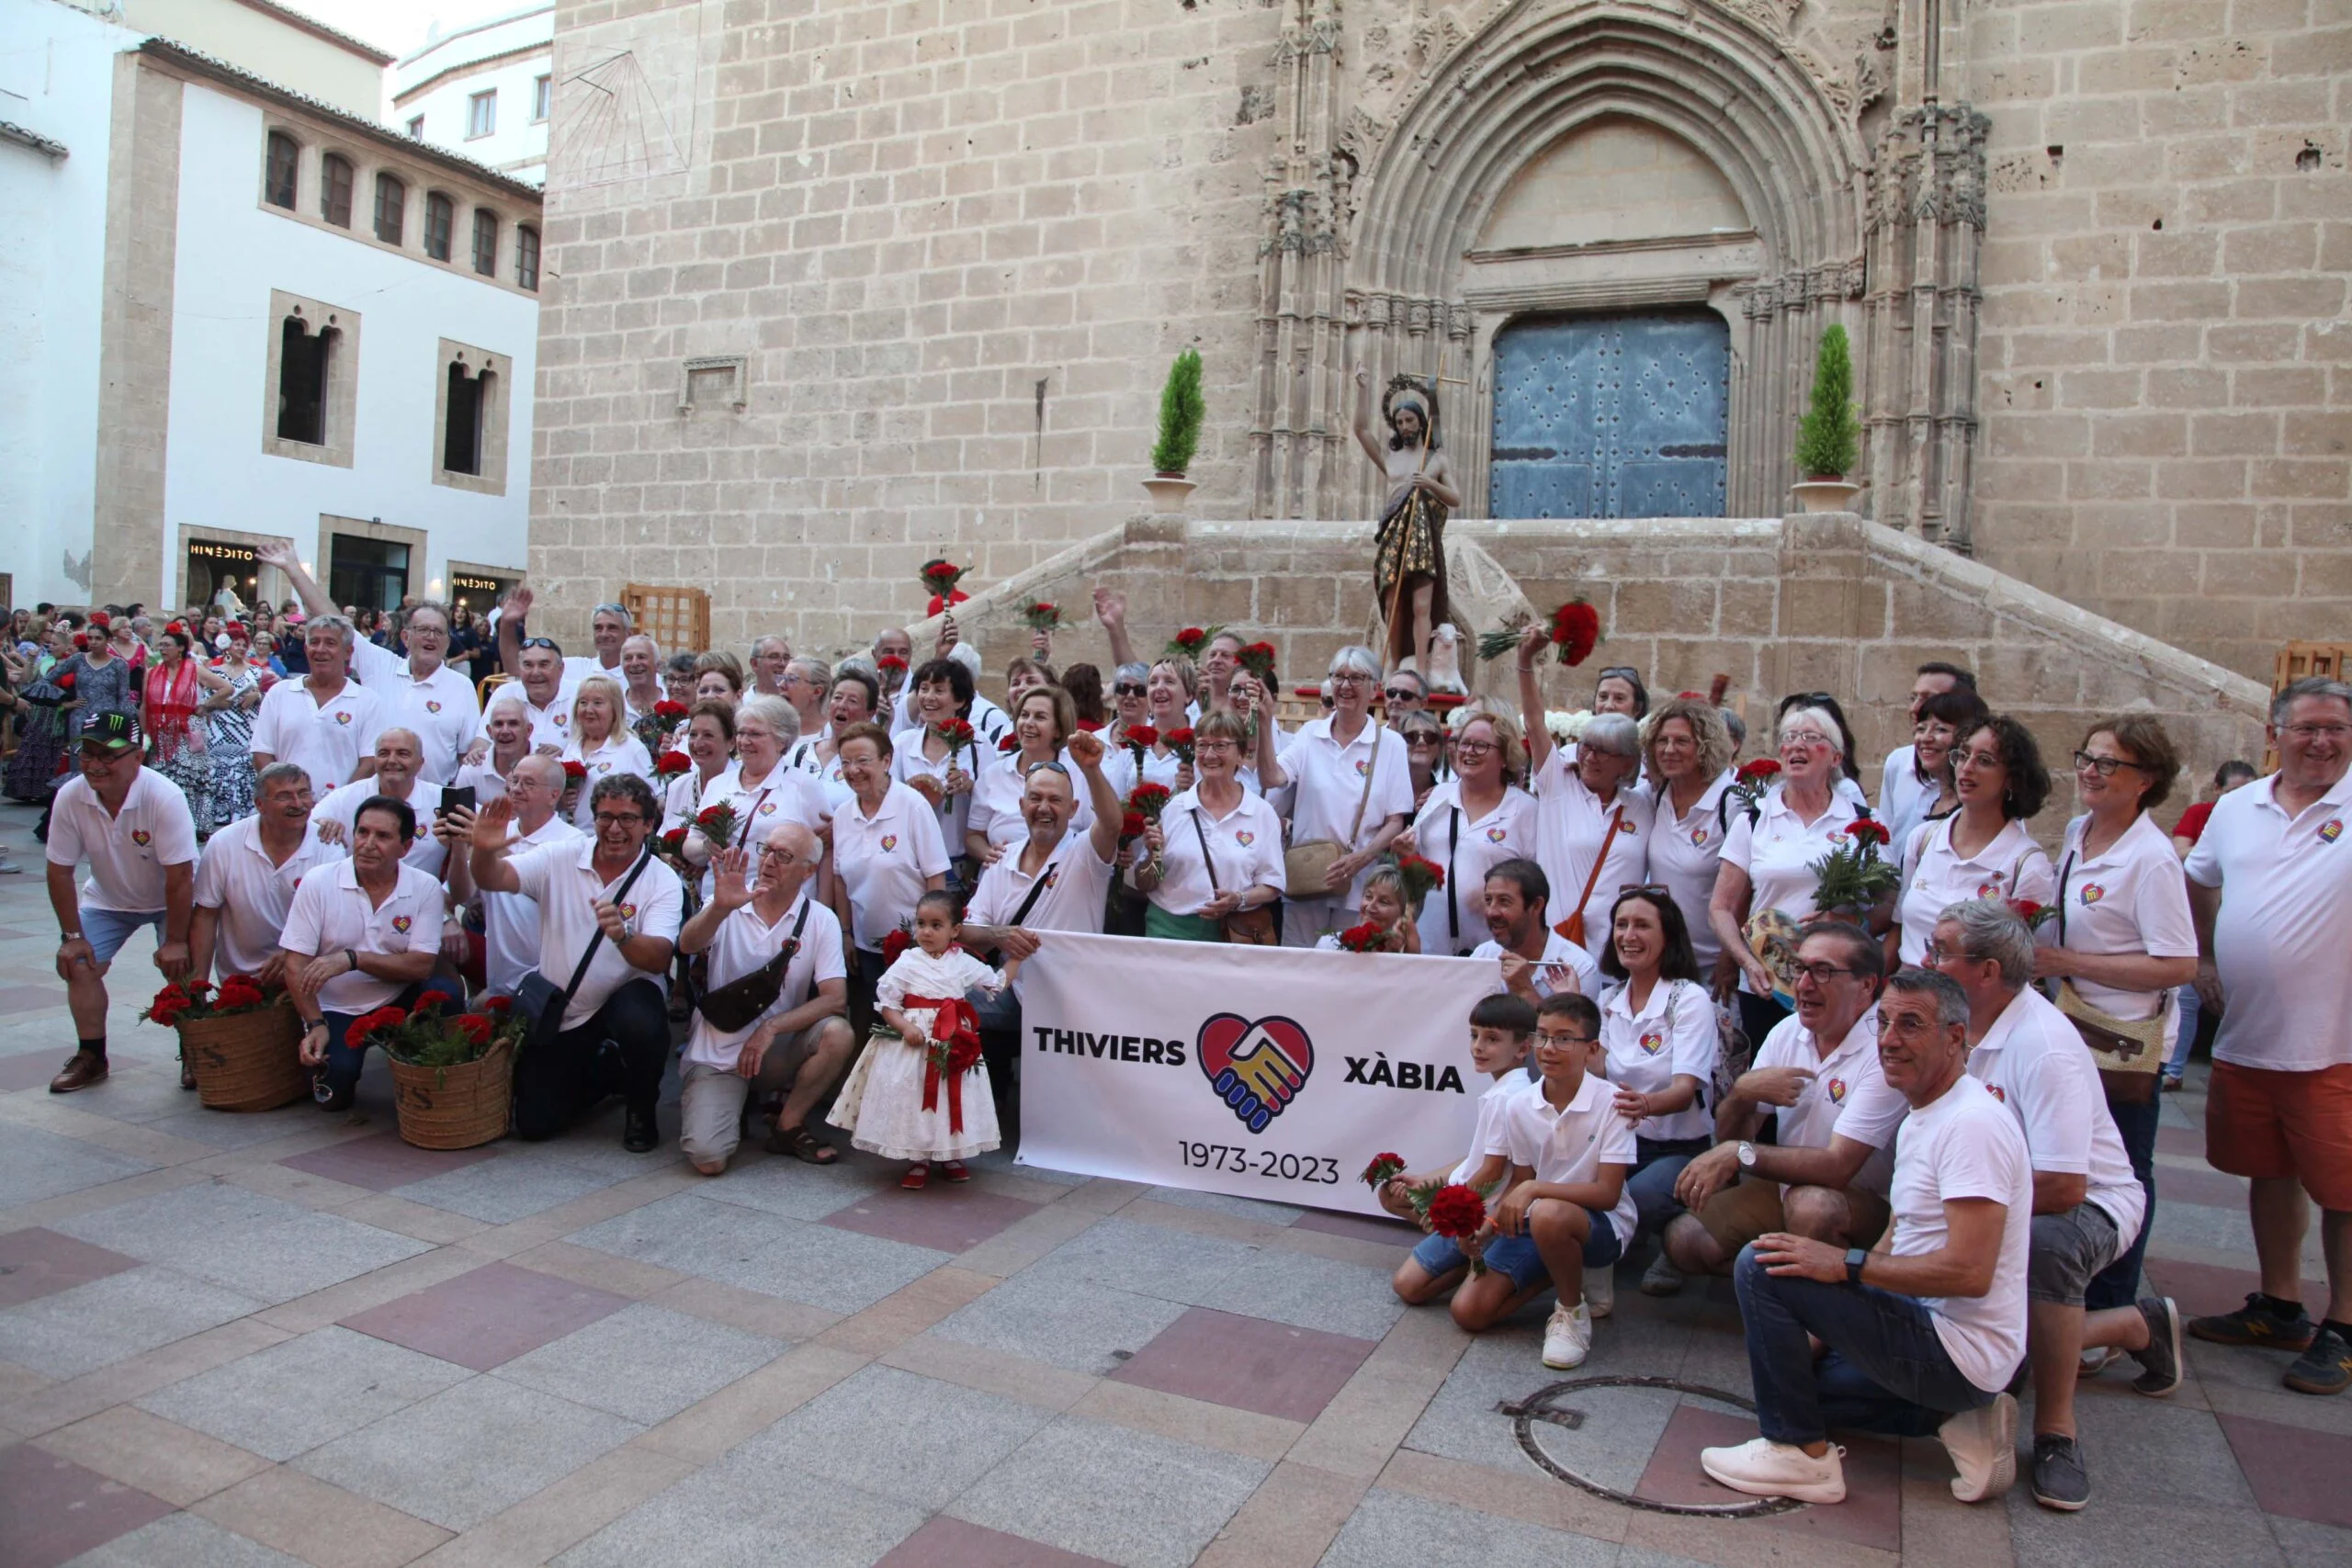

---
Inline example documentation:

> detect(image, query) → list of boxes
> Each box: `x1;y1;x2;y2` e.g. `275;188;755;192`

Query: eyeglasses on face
2281;723;2352;741
1792;961;1862;984
593;811;646;828
1451;737;1496;756
1534;1030;1597;1048
2073;750;2148;777
1385;688;1420;702
756;843;802;863
1329;672;1371;688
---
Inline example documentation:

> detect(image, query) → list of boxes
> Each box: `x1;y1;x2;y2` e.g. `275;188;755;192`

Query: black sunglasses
1113;682;1147;697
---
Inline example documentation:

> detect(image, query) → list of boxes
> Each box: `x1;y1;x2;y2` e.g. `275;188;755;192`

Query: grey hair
406;600;453;630
1882;966;1971;1030
305;614;357;650
591;603;635;628
769;818;825;867
1113;660;1150;689
621;632;659;657
511;753;566;789
486;689;530;720
1387;668;1427;696
735;693;802;746
1936;897;2036;989
1578;712;1642;759
786;656;832;687
254;761;312;796
1719;707;1747;749
2273;677;2352;726
1329;644;1382;682
1778;704;1845;758
751;635;791;659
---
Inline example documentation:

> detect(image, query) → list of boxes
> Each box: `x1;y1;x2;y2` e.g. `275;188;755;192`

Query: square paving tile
0;1266;265;1381
557;1464;928;1568
51;1509;308;1567
2221;1413;2352;1529
0;1124;157;1208
0;1227;139;1308
277;1131;500;1192
692;1154;898;1222
1108;1305;1377;1424
1141;1185;1304;1225
1189;1246;1406;1342
1633;1403;1901;1552
1317;1486;1617;1568
568;1192;951;1315
137;1325;472;1461
736;1363;1055;1512
492;1302;783;1425
2155;1162;2250;1208
339;1260;630;1371
295;1374;642;1532
948;1415;1270;1568
53;1181;302;1256
929;1270;1191;1377
0;1050;67;1092
0;1441;175;1568
387;1156;630;1224
1018;1215;1258;1305
58;1183;435;1307
0;983;65;1012
2155;1123;2206;1157
875;1516;1117;1568
821;1184;1044;1254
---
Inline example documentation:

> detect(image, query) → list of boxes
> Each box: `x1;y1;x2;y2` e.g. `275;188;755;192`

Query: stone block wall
1968;0;2352;680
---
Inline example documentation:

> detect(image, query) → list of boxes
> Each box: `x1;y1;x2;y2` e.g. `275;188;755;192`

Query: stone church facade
528;0;2348;683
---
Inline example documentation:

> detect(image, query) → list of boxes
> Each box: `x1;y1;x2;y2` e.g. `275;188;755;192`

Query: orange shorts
2206;1060;2352;1211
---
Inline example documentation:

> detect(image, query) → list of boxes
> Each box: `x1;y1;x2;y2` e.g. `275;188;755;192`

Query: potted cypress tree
1792;323;1863;513
1142;348;1204;513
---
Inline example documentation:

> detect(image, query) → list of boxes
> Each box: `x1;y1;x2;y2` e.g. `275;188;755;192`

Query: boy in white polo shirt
1385;992;1537;1315
1481;992;1638;1371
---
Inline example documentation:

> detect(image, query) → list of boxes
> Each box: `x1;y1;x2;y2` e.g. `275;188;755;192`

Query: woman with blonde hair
1642;696;1737;987
1404;710;1535;956
559;674;653;829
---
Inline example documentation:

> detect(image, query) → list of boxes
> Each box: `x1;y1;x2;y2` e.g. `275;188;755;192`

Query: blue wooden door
1490;312;1729;519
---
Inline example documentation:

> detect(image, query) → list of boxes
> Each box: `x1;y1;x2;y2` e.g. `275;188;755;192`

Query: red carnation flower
654;699;689;719
1237;641;1278;681
660;826;688;852
1118;809;1146;842
560;760;588;781
881;923;916;966
1128;782;1172;822
1361;1152;1408;1189
1548;601;1601;667
1424;1183;1488;1241
1125;724;1159;751
1335;921;1388;953
654;750;692;778
482;995;515;1013
455;1014;494;1046
998;733;1020;753
1736;758;1782;785
1844;818;1891;847
876;655;908;676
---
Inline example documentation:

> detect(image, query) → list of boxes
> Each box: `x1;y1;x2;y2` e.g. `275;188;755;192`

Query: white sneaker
1640;1254;1685;1297
1584;1264;1615;1319
1542;1300;1592;1370
1939;1391;2019;1503
1699;1436;1848;1504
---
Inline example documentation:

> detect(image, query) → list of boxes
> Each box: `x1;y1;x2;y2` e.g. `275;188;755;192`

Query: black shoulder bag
514;847;655;1054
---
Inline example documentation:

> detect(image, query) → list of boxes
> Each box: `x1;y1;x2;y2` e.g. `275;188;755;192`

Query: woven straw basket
180;998;306;1111
389;1036;515;1150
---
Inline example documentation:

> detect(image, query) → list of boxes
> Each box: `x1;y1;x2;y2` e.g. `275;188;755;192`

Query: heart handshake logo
1196;1013;1312;1134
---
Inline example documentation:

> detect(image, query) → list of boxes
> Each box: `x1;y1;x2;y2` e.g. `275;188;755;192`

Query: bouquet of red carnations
921;560;968;617
1128;782;1172;822
1334;920;1396;953
694;801;738;846
653;750;692;781
1808;814;1898;917
1393;852;1444;912
1020;601;1064;632
1478;600;1604;666
1165;626;1220;662
1161;727;1195;767
143;974;278;1027
1236;641;1278;682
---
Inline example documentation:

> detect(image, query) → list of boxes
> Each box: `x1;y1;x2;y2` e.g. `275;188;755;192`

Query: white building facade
1;0;539;618
390;5;550;189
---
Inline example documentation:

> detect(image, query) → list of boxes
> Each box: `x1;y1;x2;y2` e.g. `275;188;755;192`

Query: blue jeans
2086;1090;2158;1311
318;978;465;1101
1629;1135;1710;1247
2165;985;2199;1079
1735;1245;1997;1446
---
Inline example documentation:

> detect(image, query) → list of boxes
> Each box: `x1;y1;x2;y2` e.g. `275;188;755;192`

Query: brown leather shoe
50;1050;109;1093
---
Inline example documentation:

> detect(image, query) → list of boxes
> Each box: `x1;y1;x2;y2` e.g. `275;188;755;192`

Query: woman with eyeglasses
1771;691;1870;806
1710;703;1871;1044
685;695;832;899
967;685;1091;864
1640;697;1737;990
895;657;985;888
830;721;951;1036
1403;712;1534;956
559;676;654;831
1516;627;1653;951
1882;687;1991;852
1260;645;1414;946
1883;714;2055;968
2034;717;2197;1347
1136;710;1285;941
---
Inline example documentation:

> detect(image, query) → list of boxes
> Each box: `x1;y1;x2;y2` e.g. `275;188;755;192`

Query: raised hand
1092;587;1125;630
1066;729;1105;770
711;846;754;910
470;795;514;851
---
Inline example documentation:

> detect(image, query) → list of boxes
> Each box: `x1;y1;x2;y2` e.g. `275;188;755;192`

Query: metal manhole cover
1495;1375;1803;1518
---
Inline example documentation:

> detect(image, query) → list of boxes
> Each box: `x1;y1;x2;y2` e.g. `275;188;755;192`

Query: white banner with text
1014;933;1503;1217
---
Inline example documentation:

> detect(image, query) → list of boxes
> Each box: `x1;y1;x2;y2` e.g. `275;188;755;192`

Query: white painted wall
391;5;548;186
0;0;127;607
161;79;537;604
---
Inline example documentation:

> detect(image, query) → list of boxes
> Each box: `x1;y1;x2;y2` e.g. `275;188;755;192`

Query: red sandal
940;1159;970;1184
899;1162;930;1190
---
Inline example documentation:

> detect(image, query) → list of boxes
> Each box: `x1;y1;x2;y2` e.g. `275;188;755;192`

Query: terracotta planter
1141;474;1196;514
180;997;308;1111
1792;479;1861;513
388;1037;515;1150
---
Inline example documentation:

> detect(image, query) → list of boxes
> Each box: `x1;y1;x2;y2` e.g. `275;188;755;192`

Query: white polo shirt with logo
48;767;199;913
2183;764;2352;1072
506;839;684;1029
481;814;582;996
966;827;1116;936
1891;816;2056;965
278;858;446;1014
1967;986;2145;1247
1451;1074;1534;1185
681;892;847;1068
560;733;654;831
250;677;384;801
352;642;481;784
1531;748;1655;940
2043;810;2199;1044
193;815;345;977
311;778;451;878
1469;931;1600;999
1597;976;1718;1142
521;690;576;753
1499;1069;1640;1250
1276;716;1415;908
833;780;953;952
1411;782;1538;957
1888;1076;2034;1394
1755;1010;1897;1193
1646;773;1732;971
1149;787;1288;918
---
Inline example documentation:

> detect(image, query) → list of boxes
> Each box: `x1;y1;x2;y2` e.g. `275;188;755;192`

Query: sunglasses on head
1598;667;1639;682
519;637;560;651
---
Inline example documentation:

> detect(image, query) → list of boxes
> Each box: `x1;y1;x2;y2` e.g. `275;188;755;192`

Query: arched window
373;173;405;244
515;224;540;291
320;153;354;227
264;131;299;209
470;209;498;276
424;192;454;261
277;317;333;445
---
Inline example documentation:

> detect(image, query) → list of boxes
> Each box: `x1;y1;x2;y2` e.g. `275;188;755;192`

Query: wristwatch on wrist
300;1017;325;1032
344;948;359;973
1844;1247;1869;1285
60;931;83;944
1736;1140;1758;1170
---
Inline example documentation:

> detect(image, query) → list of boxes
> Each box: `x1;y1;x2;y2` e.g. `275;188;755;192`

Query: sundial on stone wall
558;48;690;185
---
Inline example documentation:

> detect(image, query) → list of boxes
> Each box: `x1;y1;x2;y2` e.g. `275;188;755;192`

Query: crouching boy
1386;993;1536;1312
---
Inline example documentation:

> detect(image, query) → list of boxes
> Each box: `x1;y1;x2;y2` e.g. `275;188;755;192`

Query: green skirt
1145;905;1224;942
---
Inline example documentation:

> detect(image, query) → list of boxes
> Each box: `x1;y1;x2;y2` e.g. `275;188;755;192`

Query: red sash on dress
907;994;983;1134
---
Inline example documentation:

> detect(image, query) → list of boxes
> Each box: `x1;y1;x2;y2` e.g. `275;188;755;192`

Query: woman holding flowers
1261;645;1413;946
1315;863;1422;953
559;676;653;830
1641;697;1737;987
1709;703;1872;1044
1883;714;2055;968
894;657;983;886
967;685;1088;863
1405;711;1535;957
659;700;737;849
1517;624;1653;950
141;626;209;833
831;721;951;1038
1136;710;1285;942
2034;717;2196;1334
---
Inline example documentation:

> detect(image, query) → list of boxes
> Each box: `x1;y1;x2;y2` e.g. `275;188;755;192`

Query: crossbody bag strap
1446;805;1461;945
2055;848;2076;945
1007;856;1057;926
1191;807;1223;894
736;787;773;848
1573;807;1624;925
561;847;654;1006
1343;718;1383;847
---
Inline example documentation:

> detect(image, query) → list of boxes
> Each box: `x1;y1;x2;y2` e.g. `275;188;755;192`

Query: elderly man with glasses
1383;668;1428;716
1668;921;1905;1279
469;773;683;1151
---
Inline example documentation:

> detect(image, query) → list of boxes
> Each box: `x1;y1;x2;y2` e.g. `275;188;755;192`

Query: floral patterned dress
205;663;261;827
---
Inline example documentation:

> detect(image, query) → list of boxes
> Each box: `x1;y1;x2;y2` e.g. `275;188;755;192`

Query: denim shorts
83;907;166;964
1411;1208;1622;1293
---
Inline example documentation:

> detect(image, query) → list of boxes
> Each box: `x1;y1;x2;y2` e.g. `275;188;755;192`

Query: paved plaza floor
1;799;2347;1567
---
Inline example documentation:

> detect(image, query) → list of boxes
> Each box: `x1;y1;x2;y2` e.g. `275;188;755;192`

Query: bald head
372;728;424;794
511;753;566;792
758;819;824;900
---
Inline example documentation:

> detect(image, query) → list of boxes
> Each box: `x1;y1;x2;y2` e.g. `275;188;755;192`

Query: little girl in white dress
829;890;1021;1187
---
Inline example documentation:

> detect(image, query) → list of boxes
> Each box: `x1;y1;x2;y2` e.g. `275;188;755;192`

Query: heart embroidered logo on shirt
334;712;351;725
1353;759;1368;776
1638;1029;1664;1055
758;801;776;815
1689;825;1708;845
425;700;442;713
1984;1082;2006;1103
130;829;152;846
1487;826;1509;843
1235;830;1255;846
1826;1076;1848;1103
391;915;412;933
2321;818;2344;845
1974;878;2000;897
553;714;569;727
2079;883;2107;906
619;902;639;920
880;835;898;852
